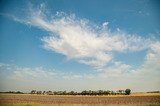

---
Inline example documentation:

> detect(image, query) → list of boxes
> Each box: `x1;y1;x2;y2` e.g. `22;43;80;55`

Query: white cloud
62;74;82;80
0;63;10;68
4;5;154;70
0;64;91;81
96;61;133;78
2;4;160;91
138;42;160;76
30;12;152;69
8;4;158;70
9;66;57;81
4;5;159;73
102;21;109;28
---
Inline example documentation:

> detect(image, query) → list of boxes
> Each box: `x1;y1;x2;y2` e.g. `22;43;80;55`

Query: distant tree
125;89;131;95
37;91;42;94
56;91;63;95
62;91;67;95
46;91;53;95
28;89;132;96
147;91;160;93
117;90;125;95
31;90;36;94
81;90;87;95
91;91;97;95
69;91;75;95
74;92;78;95
16;91;23;94
104;90;110;95
8;91;15;93
98;90;103;95
111;91;116;95
53;91;58;95
43;91;46;95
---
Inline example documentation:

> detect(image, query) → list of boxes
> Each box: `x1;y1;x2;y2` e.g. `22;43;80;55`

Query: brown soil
0;94;160;105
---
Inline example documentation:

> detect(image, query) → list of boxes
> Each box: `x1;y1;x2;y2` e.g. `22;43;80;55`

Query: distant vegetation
125;89;131;95
1;89;159;96
147;91;160;93
0;89;132;95
29;89;132;95
2;89;159;96
0;91;24;94
30;89;131;95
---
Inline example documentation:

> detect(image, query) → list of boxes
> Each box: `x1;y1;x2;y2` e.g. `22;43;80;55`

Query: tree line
0;91;24;94
30;89;131;95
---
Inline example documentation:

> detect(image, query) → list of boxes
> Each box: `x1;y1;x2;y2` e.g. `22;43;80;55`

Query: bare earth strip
0;94;160;105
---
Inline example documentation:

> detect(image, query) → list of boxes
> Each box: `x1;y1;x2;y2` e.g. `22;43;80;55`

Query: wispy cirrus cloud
0;2;160;92
3;3;160;79
13;6;153;70
0;63;95;91
0;63;91;81
1;59;159;92
38;14;152;70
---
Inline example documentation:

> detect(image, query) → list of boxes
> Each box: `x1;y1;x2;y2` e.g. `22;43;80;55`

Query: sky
0;0;160;92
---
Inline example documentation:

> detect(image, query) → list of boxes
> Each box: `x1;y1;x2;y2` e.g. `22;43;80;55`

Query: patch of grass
146;104;160;106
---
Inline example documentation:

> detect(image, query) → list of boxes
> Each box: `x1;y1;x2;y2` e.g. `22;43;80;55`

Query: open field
0;93;160;106
0;103;160;106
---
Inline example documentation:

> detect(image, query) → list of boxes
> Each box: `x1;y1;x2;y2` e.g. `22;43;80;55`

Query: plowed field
0;94;160;105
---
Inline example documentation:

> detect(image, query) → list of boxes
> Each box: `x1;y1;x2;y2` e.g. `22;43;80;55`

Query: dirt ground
0;94;160;105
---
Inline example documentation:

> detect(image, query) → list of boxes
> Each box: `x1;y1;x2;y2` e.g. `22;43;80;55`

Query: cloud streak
0;61;159;92
4;4;159;72
16;8;153;70
1;4;160;91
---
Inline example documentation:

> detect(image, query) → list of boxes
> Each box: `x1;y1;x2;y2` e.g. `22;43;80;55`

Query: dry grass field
0;93;160;106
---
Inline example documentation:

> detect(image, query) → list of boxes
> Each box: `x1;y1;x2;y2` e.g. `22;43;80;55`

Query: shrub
125;89;131;95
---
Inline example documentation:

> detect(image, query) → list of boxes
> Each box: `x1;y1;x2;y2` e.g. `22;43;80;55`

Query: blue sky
0;0;160;92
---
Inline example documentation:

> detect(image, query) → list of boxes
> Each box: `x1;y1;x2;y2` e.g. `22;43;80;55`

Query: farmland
0;93;160;106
